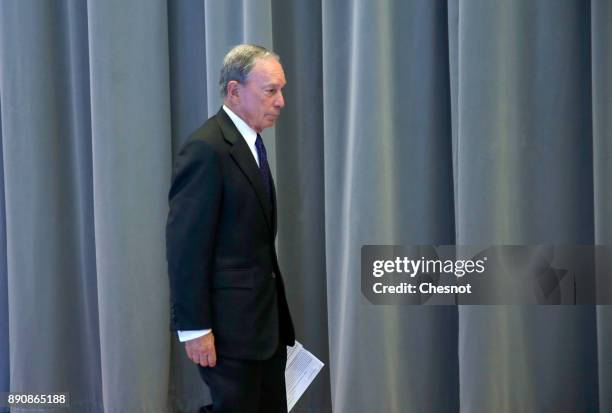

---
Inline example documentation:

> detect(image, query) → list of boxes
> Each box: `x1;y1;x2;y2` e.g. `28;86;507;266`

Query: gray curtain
0;102;8;408
322;0;459;411
454;1;597;411
0;0;610;412
593;0;612;411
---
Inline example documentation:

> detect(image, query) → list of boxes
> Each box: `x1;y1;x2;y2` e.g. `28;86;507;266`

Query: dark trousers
198;344;288;413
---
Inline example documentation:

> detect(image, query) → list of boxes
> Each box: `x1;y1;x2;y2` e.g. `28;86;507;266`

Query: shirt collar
223;105;258;147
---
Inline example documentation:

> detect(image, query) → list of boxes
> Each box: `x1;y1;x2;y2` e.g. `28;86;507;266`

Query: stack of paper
285;341;324;411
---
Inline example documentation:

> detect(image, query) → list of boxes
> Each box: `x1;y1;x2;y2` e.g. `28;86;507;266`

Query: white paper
285;340;324;411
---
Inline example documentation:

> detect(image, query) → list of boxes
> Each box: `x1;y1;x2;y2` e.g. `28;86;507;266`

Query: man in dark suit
166;44;295;413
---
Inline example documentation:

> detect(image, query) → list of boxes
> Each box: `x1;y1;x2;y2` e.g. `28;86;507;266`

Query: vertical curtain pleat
0;100;9;413
455;1;598;411
86;0;172;411
167;0;208;157
322;1;458;411
0;1;103;411
592;0;612;411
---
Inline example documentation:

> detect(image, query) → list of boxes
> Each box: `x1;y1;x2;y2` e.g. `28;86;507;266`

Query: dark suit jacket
166;108;295;360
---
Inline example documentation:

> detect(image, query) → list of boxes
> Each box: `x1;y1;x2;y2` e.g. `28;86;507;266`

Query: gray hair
219;44;279;97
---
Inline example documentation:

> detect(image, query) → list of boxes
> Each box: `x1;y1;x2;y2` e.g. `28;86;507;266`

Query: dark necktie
255;134;272;203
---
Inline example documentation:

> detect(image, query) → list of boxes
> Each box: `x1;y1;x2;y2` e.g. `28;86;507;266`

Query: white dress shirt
177;105;261;343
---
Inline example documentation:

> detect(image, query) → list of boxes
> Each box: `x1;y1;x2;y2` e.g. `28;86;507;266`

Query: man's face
232;58;286;133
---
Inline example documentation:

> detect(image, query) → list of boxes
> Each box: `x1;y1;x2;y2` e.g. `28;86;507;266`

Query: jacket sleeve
166;140;222;330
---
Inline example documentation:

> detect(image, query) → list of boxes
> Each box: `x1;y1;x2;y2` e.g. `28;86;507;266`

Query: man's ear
226;80;240;102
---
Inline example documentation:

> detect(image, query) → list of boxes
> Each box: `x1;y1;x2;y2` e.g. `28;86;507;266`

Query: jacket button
271;272;276;278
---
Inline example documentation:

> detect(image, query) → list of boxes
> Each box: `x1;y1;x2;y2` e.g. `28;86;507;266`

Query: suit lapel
215;108;274;234
271;173;277;237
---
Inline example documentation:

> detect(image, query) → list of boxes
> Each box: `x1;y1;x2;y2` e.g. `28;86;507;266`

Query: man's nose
275;91;285;108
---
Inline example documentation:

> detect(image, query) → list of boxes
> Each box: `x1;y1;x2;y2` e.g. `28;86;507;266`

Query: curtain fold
592;1;612;411
322;1;459;411
0;1;609;412
86;0;173;411
0;1;103;412
0;101;9;413
455;1;598;411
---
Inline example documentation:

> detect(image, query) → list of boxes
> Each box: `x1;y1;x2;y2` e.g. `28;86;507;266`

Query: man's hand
185;332;217;367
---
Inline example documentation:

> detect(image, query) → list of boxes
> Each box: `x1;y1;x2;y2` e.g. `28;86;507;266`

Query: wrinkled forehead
248;57;286;85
